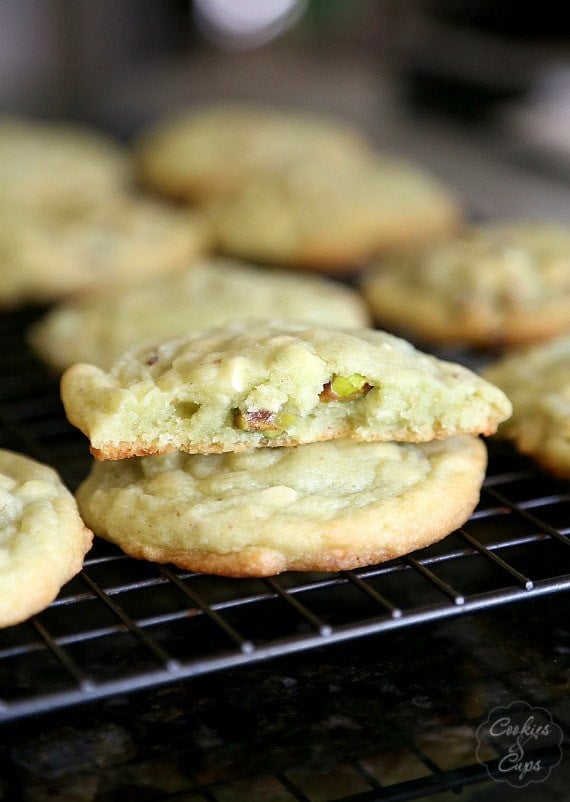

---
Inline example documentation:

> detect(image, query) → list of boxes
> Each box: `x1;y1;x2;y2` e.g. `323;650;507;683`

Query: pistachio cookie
482;336;570;478
360;222;570;347
135;103;373;202
0;449;93;628
76;436;486;577
206;154;461;272
0;197;210;307
29;258;371;372
60;322;511;460
0;116;131;215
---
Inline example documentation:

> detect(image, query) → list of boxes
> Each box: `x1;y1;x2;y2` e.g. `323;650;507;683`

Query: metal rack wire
0;307;569;731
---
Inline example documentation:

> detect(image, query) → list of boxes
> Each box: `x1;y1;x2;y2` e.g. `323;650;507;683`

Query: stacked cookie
60;322;511;577
3;106;564;613
0;116;210;307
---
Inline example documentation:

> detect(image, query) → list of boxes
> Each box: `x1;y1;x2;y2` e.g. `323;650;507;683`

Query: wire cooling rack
0;307;569;725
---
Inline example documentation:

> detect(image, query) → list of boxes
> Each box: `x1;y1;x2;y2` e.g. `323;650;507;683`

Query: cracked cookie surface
61;322;511;459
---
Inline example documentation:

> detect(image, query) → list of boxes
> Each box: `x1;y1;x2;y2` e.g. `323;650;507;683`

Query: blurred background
2;0;570;217
0;1;568;137
0;0;392;133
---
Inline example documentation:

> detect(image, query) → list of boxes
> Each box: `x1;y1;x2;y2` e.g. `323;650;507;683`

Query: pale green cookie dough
134;102;373;202
76;436;487;577
60;322;511;459
0;197;210;307
0;116;131;215
0;449;93;628
482;336;570;478
28;258;371;372
206;154;461;273
360;221;570;347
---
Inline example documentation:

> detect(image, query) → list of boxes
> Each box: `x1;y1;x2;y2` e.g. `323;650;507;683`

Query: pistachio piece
233;409;279;432
319;373;372;402
233;409;296;437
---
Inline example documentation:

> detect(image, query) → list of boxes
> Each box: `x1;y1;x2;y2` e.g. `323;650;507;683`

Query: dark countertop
0;593;567;801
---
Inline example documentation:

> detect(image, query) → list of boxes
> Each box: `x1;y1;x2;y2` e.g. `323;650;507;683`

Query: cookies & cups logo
476;701;563;788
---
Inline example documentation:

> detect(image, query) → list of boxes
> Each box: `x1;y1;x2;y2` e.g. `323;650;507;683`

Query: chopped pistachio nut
233;409;278;432
232;409;296;437
319;373;373;402
266;412;296;438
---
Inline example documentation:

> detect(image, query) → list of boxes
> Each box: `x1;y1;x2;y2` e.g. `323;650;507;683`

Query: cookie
482;336;570;479
28;258;372;372
0;449;93;628
134;103;373;202
60;322;512;459
0;116;131;215
360;221;570;347
75;435;487;577
0;196;210;307
206;154;461;272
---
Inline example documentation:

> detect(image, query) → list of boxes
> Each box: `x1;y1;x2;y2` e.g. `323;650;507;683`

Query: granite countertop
0;593;567;801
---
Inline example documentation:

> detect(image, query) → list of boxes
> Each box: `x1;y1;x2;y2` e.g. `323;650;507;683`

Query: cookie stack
60;322;511;577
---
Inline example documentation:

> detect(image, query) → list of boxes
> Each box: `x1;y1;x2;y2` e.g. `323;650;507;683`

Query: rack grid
0;306;569;728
